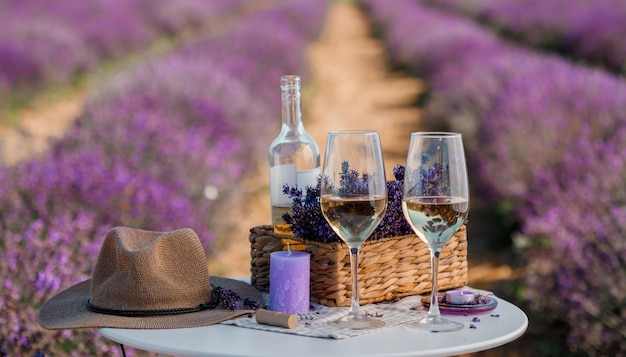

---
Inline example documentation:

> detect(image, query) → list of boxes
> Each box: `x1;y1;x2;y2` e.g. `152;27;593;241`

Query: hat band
86;299;218;317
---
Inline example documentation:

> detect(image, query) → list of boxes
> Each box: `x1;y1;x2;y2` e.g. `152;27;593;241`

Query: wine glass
402;132;469;332
320;130;387;330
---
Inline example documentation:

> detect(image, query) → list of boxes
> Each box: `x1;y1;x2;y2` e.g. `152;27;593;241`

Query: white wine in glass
402;132;469;332
320;130;387;330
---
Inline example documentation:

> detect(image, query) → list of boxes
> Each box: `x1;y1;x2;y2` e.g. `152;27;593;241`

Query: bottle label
297;167;320;189
270;164;297;207
270;165;320;207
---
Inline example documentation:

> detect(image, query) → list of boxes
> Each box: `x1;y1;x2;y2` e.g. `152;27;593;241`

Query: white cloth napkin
221;286;493;339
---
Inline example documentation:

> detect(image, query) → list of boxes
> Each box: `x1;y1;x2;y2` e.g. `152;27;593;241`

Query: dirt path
306;3;424;175
0;89;86;164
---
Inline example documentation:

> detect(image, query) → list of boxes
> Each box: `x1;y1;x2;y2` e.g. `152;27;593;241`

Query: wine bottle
268;75;320;235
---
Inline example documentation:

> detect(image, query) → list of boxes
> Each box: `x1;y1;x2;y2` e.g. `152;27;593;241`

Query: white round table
101;297;527;357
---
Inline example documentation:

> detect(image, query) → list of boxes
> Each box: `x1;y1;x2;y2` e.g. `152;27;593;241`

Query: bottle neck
281;75;302;130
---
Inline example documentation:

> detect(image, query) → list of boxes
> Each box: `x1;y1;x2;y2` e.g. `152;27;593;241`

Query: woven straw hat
39;226;262;330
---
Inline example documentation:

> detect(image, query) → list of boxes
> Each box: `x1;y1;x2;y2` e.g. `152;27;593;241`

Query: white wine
320;194;387;248
402;196;468;248
271;205;293;235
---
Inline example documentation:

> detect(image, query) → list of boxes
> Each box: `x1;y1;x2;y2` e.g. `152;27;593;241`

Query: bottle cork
255;309;298;329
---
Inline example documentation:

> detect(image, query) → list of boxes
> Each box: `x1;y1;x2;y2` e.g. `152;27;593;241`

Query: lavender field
0;0;253;110
0;0;328;354
363;0;626;355
1;0;625;355
418;0;626;75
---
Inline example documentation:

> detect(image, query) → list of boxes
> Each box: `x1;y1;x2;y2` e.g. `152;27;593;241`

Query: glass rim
327;130;380;136
411;131;462;138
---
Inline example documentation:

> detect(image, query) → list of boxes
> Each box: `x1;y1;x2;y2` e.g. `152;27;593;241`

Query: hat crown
89;227;212;313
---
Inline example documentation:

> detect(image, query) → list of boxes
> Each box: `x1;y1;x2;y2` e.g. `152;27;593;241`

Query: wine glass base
327;313;386;330
404;315;464;333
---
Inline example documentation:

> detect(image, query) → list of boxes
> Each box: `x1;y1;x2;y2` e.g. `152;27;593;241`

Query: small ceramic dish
421;293;498;315
445;290;476;305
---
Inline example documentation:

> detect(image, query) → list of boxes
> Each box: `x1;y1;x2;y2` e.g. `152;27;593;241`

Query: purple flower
424;0;626;74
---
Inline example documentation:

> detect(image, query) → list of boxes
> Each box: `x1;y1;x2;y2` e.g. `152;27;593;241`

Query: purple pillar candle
269;250;310;314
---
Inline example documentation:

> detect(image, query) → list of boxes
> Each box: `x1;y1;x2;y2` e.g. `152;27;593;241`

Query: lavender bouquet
282;164;413;243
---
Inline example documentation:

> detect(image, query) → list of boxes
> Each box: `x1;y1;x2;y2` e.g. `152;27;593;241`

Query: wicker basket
250;225;468;307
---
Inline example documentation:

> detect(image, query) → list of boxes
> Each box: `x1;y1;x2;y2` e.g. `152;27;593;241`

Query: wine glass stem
348;247;363;318
428;248;442;318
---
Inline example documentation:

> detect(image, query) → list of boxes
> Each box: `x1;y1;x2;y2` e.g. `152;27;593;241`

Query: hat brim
39;277;263;330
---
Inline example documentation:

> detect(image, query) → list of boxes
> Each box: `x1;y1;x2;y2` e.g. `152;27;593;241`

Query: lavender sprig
211;286;261;311
282;177;338;243
338;161;370;197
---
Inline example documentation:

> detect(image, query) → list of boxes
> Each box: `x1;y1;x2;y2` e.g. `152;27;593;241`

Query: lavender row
0;0;245;104
0;0;329;355
418;0;626;74
362;0;626;355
